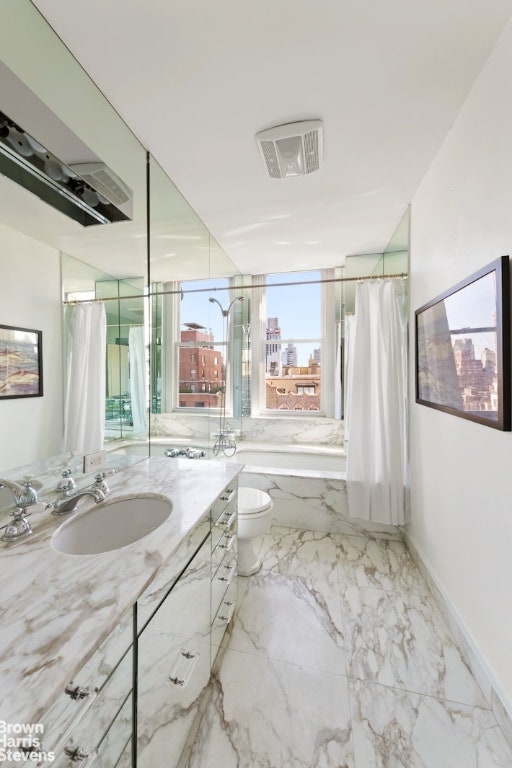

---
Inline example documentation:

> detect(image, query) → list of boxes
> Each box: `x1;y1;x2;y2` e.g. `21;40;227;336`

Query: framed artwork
0;324;43;399
415;255;510;430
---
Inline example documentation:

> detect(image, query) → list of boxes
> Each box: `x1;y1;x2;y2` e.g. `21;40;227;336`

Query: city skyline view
180;272;322;367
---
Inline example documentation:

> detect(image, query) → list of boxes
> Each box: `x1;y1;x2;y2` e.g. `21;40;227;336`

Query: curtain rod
63;272;407;304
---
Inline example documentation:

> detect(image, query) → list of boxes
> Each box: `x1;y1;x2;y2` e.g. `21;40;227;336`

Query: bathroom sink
51;495;172;555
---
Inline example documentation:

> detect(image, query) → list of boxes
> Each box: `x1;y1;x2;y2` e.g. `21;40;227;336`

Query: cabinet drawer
92;695;132;768
112;736;132;768
211;575;238;657
53;653;132;767
211;549;237;624
211;526;237;578
211;491;237;551
137;517;210;632
40;609;133;757
137;540;211;768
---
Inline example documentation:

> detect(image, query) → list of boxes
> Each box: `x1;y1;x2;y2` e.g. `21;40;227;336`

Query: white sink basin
51;495;172;555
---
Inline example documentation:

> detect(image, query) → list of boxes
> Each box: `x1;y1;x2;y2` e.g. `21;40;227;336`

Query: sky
180;272;322;365
443;270;497;358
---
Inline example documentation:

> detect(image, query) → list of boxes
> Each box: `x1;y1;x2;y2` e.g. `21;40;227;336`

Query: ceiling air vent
256;120;323;179
69;162;132;206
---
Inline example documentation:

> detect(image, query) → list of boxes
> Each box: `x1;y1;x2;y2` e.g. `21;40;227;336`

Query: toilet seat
238;487;272;515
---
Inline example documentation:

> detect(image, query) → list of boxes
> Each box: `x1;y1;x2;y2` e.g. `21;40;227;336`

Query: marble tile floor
188;527;512;767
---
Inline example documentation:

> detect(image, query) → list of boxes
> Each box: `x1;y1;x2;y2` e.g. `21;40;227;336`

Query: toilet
237;487;273;576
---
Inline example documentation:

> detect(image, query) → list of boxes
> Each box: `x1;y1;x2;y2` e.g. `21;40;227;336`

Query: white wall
409;18;512;715
0;223;63;471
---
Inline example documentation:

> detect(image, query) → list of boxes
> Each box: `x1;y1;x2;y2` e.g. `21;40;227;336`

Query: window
176;277;229;410
262;271;323;412
297;385;316;395
167;271;337;417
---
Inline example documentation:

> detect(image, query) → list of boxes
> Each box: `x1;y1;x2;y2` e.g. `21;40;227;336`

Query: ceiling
30;0;512;275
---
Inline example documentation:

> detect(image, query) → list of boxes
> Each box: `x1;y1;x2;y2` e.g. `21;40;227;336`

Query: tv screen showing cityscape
415;256;510;431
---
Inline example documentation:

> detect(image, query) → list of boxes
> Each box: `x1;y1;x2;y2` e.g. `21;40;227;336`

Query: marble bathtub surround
188;526;512;768
0;457;240;726
241;471;403;539
150;413;344;447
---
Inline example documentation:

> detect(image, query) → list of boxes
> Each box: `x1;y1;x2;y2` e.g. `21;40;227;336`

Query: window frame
251;269;336;417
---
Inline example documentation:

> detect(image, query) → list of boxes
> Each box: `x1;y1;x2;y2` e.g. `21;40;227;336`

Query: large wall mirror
148;155;243;458
0;0;242;498
0;0;148;484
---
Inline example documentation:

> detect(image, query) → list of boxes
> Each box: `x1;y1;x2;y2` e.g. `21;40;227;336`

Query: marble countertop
0;456;240;726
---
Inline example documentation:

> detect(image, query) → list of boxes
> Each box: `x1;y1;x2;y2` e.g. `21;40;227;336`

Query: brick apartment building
179;324;224;408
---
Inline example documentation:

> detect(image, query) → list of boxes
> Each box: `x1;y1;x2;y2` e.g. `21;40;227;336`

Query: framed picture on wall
0;324;43;399
415;255;510;430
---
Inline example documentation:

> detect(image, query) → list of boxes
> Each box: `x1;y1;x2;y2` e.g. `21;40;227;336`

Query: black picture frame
0;324;43;399
415;256;510;430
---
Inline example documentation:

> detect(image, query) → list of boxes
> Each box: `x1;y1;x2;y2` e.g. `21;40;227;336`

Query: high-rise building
282;342;298;367
266;317;282;375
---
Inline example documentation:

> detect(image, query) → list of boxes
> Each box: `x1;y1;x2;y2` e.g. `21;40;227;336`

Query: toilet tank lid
238;487;272;514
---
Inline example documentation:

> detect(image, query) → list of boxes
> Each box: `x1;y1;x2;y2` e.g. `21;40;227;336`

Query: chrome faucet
52;471;112;516
52;487;106;516
0;478;39;509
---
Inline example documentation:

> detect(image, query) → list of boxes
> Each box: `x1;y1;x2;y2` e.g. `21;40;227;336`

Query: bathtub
105;438;400;539
232;443;401;541
232;447;346;475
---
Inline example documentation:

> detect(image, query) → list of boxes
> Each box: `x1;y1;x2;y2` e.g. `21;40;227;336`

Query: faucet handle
94;469;115;494
19;475;39;506
1;507;33;542
56;469;77;493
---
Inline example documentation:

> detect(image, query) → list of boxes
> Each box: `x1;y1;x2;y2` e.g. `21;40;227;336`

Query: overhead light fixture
0;109;131;226
256;119;323;179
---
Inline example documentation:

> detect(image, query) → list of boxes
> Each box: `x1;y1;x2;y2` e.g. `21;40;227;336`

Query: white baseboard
405;530;512;747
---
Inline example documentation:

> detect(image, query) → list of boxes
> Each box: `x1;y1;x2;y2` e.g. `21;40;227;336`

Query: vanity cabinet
37;608;133;768
136;535;211;768
210;486;238;665
23;475;239;768
136;480;238;768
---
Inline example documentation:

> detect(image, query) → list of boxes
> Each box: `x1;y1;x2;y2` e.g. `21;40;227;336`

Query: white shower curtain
129;326;147;434
64;302;106;453
334;322;342;420
345;279;407;525
343;315;356;445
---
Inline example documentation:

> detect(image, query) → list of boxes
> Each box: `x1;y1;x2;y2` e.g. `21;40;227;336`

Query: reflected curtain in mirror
129;326;147;434
64;302;106;452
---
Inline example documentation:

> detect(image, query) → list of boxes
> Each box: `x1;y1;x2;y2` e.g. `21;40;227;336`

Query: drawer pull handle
220;489;235;503
218;600;236;624
216;510;237;531
64;745;90;763
218;563;237;584
169;649;198;688
218;535;235;551
65;684;91;701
